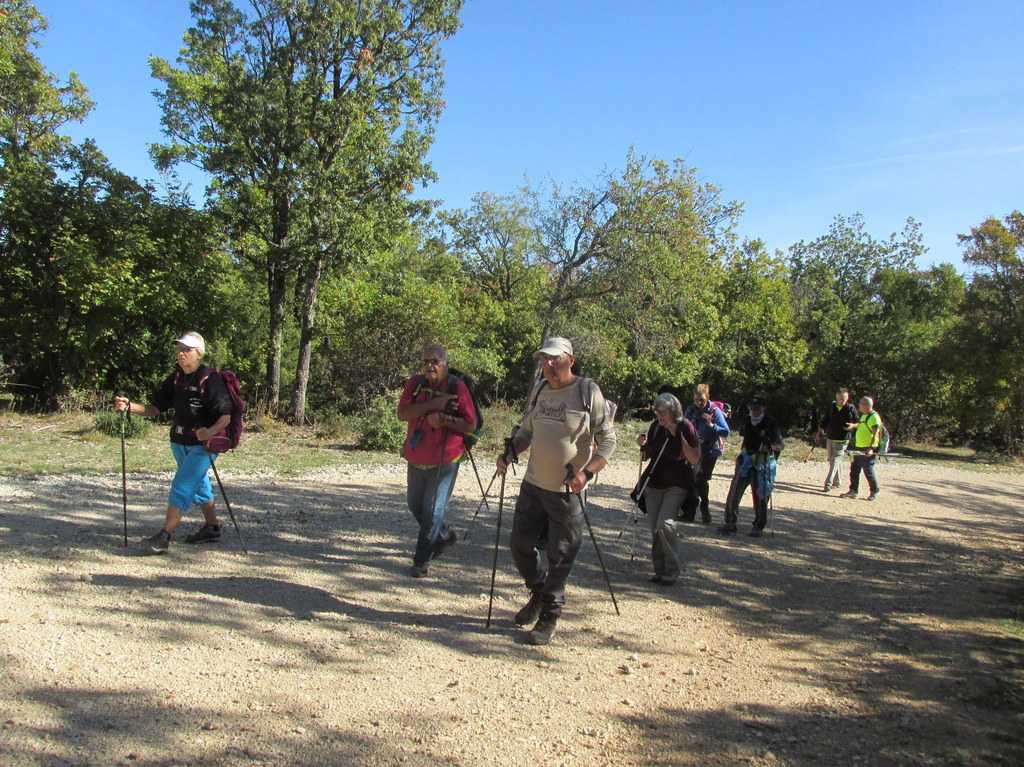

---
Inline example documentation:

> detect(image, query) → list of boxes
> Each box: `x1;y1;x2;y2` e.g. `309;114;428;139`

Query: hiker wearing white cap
113;331;232;554
496;337;617;645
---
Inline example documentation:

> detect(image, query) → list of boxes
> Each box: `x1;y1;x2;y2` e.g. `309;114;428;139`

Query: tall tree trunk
288;255;324;425
265;261;287;413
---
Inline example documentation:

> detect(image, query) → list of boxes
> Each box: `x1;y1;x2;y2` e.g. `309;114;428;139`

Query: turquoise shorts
168;442;216;512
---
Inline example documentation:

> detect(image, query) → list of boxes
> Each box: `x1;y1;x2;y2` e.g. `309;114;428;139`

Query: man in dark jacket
817;388;858;492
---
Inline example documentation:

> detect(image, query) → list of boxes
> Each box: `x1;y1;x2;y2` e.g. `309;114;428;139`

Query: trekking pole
465;447;490;514
566;464;620;616
116;392;130;547
463;470;497;544
486;437;517;629
465;426;518;543
803;432;820;462
206;451;247;555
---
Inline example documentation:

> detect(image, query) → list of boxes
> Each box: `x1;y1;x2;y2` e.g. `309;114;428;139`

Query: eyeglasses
538;353;565;363
177;347;197;355
422;358;444;366
655;408;671;416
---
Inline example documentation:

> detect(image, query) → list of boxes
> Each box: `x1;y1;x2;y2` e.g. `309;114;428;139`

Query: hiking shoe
822;484;832;492
525;613;558;646
748;528;763;538
184;524;222;544
431;530;458;560
717;523;737;534
141;530;171;555
839;491;858;499
649;575;663;584
867;493;879;502
515;591;545;626
408;560;429;578
700;510;712;524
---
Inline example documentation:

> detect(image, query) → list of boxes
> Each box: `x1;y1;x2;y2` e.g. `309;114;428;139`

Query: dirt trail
1;456;1022;766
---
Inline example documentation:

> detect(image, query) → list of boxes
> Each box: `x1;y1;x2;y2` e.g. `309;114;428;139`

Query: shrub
93;410;152;439
355;390;405;452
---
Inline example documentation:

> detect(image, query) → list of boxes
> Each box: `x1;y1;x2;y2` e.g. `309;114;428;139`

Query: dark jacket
739;413;783;455
819;401;858;441
642;419;699;490
152;364;232;446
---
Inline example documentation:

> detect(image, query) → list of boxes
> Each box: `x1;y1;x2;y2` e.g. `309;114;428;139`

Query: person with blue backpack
397;344;478;578
113;332;232;554
682;383;730;523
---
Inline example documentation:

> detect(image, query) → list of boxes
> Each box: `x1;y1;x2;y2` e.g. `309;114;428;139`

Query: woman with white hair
636;393;701;585
113;331;232;554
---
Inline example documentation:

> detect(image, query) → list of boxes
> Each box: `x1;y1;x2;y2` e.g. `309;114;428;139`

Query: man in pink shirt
397;345;478;577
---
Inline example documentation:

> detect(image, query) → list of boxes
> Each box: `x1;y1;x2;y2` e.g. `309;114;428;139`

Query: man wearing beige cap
496;337;617;645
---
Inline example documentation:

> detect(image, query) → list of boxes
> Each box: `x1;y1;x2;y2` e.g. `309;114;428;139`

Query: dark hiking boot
700;509;712;524
408;560;429;578
525;613;558;646
515;591;544;626
867;492;879;502
717;523;737;534
141;530;171;555
839;491;858;499
431;530;458;560
184;524;222;544
748;527;763;538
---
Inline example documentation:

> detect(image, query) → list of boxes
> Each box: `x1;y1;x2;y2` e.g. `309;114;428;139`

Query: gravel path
1;455;1022;766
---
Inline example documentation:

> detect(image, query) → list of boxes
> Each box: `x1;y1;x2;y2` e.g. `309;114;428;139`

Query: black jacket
819;402;858;441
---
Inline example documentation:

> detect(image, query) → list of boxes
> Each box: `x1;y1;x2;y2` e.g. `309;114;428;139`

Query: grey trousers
645;486;686;581
509;481;583;618
824;439;848;488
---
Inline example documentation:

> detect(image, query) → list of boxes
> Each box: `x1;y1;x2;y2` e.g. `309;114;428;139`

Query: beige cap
533;337;574;358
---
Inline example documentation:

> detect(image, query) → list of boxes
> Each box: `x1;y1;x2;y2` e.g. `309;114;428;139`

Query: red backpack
203;370;245;454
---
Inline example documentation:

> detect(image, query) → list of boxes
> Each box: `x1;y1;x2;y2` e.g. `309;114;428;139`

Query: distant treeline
2;1;1021;453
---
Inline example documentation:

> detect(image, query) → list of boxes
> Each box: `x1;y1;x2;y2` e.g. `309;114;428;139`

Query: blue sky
31;0;1024;269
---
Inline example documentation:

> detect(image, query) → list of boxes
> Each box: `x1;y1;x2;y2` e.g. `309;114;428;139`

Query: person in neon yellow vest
841;397;883;501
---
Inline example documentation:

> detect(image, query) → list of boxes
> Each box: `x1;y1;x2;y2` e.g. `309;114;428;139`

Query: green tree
0;0;91;177
438;192;548;397
953;211;1024;451
151;0;463;423
1;139;235;404
787;213;925;421
714;239;805;409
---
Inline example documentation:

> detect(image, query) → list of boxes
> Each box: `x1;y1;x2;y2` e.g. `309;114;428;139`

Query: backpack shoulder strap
579;377;593;413
529;379;550;410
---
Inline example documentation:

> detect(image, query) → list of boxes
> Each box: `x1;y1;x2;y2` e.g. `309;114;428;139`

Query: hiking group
113;333;887;646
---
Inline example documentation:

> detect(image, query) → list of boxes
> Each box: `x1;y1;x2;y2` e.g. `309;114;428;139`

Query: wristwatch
582;468;594;481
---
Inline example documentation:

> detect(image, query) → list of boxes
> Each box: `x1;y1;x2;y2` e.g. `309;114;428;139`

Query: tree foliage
6;2;1024;456
151;0;463;422
952;211;1024;450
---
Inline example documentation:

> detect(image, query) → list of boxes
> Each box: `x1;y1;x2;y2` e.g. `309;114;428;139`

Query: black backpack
413;367;485;448
448;367;485;448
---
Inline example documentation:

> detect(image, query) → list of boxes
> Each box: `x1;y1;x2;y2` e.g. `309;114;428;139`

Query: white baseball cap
173;332;206;354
